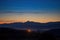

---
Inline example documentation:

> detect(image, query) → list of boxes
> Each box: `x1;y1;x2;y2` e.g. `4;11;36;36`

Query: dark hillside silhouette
45;29;60;40
40;31;56;40
0;27;58;40
0;28;41;40
40;29;60;40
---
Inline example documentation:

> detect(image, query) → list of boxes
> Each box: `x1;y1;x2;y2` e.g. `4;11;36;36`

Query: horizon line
0;21;60;24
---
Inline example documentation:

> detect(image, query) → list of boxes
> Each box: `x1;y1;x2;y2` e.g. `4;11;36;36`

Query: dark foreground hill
0;27;40;40
0;28;59;40
44;29;60;40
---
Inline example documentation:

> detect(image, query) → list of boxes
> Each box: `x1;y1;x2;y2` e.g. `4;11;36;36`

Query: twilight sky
0;0;60;24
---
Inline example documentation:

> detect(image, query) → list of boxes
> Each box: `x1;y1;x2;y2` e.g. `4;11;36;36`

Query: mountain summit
0;21;60;30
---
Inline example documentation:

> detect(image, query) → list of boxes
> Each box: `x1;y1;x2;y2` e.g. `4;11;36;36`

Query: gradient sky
0;0;60;24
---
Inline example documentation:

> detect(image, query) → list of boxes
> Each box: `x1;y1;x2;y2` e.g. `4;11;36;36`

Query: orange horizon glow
0;20;60;24
0;18;60;24
0;13;60;24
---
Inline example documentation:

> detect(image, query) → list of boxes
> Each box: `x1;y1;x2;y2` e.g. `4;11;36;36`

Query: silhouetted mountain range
0;21;60;31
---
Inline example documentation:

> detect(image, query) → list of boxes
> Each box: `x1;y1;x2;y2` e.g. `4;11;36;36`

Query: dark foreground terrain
0;27;60;40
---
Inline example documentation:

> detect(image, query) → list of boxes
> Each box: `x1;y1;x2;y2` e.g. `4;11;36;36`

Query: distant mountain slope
0;21;60;30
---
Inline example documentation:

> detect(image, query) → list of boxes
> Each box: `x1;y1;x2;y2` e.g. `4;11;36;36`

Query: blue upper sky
0;0;60;13
0;0;60;23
